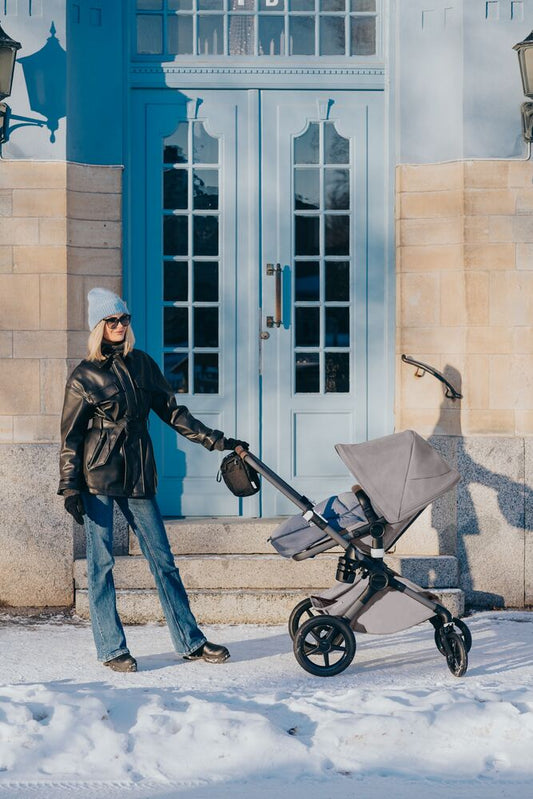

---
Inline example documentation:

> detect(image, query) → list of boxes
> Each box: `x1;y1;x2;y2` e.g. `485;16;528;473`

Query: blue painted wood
129;90;259;517
260;91;388;515
128;88;389;518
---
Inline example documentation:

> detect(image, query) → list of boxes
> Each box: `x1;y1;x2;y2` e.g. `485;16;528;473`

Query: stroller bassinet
234;430;471;678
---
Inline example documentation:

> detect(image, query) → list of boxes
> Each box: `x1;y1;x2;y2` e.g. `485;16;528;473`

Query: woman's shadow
429;365;533;610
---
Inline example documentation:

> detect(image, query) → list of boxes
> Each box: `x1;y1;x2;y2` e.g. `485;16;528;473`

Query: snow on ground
0;611;532;799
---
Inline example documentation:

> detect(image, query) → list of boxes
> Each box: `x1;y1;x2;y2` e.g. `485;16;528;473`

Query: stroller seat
269;490;367;557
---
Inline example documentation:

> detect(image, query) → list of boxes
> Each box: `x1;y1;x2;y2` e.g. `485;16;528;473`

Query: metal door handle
266;263;282;328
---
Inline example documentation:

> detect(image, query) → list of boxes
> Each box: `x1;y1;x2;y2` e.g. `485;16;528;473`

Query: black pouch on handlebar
217;452;260;497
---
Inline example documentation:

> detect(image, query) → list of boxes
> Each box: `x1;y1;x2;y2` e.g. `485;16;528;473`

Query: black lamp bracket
401;354;463;400
0;103;47;145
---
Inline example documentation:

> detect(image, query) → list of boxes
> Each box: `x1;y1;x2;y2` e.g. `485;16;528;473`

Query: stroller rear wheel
294;615;356;677
288;598;319;640
434;618;472;655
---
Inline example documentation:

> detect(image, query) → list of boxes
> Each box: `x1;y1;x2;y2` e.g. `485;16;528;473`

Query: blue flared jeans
82;493;206;662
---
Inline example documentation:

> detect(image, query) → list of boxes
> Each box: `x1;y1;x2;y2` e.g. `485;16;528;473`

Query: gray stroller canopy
335;430;460;524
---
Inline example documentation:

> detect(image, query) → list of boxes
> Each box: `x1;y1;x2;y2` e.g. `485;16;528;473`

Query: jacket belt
92;417;147;434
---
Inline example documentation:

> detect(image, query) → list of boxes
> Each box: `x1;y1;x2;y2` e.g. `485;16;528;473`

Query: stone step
130;518;458;561
74;554;459;592
385;555;458;587
75;587;465;624
75;554;338;591
129;518;282;556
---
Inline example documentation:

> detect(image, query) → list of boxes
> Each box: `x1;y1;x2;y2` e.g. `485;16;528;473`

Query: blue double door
130;88;389;517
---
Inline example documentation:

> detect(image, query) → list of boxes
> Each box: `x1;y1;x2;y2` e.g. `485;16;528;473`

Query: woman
58;287;247;672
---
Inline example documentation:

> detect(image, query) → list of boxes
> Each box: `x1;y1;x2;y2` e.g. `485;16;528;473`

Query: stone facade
396;160;533;608
0;160;122;607
2;156;533;611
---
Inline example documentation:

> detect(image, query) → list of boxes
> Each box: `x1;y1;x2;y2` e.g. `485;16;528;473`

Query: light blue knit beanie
88;288;130;330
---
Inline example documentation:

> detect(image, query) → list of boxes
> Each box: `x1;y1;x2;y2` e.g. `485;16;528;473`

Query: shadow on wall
430;365;533;610
10;22;66;144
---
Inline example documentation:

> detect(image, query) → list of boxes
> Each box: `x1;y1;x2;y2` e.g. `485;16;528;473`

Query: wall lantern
0;21;21;144
513;30;533;142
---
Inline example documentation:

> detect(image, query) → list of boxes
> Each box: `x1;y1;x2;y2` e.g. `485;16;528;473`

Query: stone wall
0;159;122;607
396;160;533;608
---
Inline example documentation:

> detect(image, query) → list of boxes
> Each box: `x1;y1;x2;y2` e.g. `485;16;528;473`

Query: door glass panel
351;14;375;54
325;260;349;300
164;168;188;209
194;353;219;394
199;0;223;8
325;306;349;346
194;261;219;301
164;124;188;163
289;16;315;55
325;168;349;209
295;261;319;300
162;120;221;394
295;307;320;347
193;122;219;164
193;169;219;209
168;15;193;54
194;307;219;347
194;215;219;255
325;214;349;255
164;352;189;393
197;15;224;54
164;307;189;347
229;16;256;55
293;119;352;393
163;215;188;255
325;352;349;392
295;353;319;393
294;123;320;164
169;0;193;8
351;0;375;9
137;14;163;54
164;261;188;301
258;15;284;55
321;0;345;9
295;216;319;255
324;122;349;163
137;0;163;9
294;169;320;210
290;0;314;10
320;17;345;55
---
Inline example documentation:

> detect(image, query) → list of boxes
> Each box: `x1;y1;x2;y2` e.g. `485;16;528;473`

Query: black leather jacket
58;345;225;498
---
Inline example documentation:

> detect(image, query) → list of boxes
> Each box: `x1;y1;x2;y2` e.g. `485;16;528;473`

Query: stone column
0;159;123;608
395;159;533;608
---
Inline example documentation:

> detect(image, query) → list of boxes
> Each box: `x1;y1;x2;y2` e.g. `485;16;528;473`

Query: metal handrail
401;354;463;400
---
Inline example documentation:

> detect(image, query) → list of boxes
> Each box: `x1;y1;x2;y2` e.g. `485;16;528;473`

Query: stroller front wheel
434;618;472;655
288;598;319;640
294;615;356;677
444;630;468;677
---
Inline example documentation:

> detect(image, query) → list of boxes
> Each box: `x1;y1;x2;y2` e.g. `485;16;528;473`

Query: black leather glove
64;493;85;525
223;437;249;451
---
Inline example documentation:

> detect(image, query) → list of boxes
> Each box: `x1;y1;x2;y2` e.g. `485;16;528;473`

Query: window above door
134;0;381;60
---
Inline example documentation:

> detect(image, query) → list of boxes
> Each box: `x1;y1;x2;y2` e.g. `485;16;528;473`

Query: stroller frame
237;446;471;678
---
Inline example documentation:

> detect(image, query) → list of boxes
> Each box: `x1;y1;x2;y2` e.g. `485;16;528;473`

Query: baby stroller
234;430;471;678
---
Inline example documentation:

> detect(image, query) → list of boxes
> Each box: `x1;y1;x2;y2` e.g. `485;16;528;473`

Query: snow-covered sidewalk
1;611;532;799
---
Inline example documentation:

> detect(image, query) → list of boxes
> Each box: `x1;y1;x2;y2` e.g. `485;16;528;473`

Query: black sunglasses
104;314;131;329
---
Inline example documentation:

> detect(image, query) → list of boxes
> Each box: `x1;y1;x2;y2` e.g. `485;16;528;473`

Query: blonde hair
87;319;136;361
